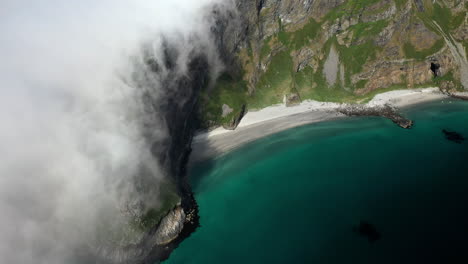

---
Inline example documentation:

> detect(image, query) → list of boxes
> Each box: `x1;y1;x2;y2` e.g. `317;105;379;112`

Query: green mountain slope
202;0;468;128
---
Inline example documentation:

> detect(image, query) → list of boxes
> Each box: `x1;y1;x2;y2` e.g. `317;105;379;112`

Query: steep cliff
88;38;214;264
203;0;468;128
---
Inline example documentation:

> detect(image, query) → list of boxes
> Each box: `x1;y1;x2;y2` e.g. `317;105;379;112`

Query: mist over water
0;1;230;263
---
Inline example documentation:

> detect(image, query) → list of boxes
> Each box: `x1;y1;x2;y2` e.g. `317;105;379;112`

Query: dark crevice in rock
256;0;265;16
414;0;425;12
430;62;441;77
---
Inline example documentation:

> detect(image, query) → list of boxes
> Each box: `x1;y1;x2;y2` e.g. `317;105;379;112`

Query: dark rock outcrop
88;33;214;263
354;221;382;243
449;92;468;101
338;104;414;129
442;129;465;144
223;104;247;130
138;53;211;263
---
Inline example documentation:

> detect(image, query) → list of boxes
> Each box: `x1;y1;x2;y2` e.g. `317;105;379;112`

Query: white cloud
0;0;227;263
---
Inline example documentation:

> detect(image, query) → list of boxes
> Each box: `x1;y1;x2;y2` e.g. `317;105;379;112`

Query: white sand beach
190;88;449;163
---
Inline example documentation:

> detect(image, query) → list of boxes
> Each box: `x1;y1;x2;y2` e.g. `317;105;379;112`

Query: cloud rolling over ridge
0;0;228;263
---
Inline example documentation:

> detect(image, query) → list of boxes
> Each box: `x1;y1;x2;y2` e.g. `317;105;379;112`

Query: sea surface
165;100;468;264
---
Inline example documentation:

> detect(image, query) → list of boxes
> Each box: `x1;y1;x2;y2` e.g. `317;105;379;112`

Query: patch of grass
422;2;464;32
296;67;355;102
248;50;293;108
403;38;444;60
394;0;407;10
323;0;382;22
278;30;290;46
431;3;453;30
295;39;357;103
136;180;180;231
434;71;464;91
356;79;368;89
351;19;389;40
337;40;379;76
277;18;290;45
246;42;254;59
297;64;437;104
289;19;321;49
200;73;248;126
260;37;272;59
296;35;384;102
294;66;315;96
451;12;466;30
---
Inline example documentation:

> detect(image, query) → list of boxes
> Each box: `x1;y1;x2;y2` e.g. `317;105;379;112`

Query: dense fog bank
0;0;233;263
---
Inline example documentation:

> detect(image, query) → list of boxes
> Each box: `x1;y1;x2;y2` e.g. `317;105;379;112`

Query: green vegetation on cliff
431;3;465;31
249;50;293;108
200;74;248;127
138;182;180;231
403;39;445;60
323;0;382;22
200;0;466;127
285;19;321;49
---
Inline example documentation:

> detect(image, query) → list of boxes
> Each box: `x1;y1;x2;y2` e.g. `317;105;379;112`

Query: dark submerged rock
354;221;382;243
442;129;465;144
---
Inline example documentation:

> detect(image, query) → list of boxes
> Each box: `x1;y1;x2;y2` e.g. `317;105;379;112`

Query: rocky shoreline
140;192;200;263
191;88;451;164
338;104;414;129
449;92;468;101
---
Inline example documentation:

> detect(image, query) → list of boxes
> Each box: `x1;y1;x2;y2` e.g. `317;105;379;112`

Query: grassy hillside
199;0;467;128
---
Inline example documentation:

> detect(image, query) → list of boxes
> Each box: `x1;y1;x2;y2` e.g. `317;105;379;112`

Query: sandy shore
190;88;448;163
366;87;448;108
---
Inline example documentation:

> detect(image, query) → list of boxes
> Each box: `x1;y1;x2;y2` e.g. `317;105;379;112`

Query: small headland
338;104;414;129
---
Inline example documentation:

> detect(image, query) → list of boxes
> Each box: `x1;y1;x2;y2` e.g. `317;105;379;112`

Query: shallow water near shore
165;100;468;264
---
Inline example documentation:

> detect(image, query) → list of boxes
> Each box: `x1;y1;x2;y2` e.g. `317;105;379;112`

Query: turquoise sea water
166;100;468;264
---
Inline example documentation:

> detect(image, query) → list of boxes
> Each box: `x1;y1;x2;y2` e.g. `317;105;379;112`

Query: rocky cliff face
87;36;214;264
203;0;468;128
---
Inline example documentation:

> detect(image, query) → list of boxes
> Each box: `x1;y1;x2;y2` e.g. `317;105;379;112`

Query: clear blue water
166;100;468;264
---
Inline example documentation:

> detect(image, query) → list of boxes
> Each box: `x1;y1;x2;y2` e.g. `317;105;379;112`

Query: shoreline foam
190;88;448;163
